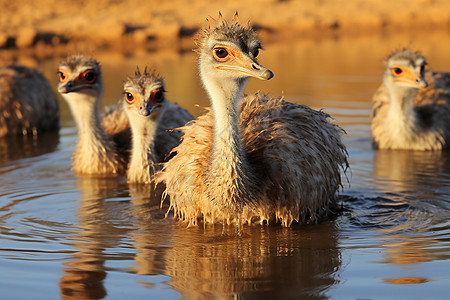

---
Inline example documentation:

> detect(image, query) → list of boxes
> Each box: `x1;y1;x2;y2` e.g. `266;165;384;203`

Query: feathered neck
64;92;120;174
385;83;419;135
200;71;258;209
127;111;161;183
66;92;114;152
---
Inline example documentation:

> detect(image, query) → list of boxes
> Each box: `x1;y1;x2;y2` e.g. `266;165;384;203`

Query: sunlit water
1;30;450;299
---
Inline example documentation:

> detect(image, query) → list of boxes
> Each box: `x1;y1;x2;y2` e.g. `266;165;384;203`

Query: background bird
123;68;193;183
371;49;450;150
157;15;348;227
57;55;130;175
0;64;59;138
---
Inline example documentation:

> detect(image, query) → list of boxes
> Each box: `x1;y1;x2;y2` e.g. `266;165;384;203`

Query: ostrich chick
123;68;193;183
57;55;129;175
0;64;59;137
157;15;349;227
371;49;450;150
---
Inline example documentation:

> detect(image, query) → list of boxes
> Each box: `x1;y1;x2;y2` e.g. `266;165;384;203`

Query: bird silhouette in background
0;64;59;137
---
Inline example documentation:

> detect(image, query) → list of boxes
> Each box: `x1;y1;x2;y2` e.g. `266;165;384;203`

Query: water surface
1;30;450;299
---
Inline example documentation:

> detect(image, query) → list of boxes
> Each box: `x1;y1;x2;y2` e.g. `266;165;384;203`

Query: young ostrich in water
0;64;59;137
157;16;349;227
58;55;129;175
371;49;450;150
123;68;193;183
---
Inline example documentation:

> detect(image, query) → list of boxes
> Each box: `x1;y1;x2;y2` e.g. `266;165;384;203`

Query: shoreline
1;0;450;61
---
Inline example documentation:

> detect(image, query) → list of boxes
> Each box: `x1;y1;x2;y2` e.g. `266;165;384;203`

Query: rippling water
1;31;450;299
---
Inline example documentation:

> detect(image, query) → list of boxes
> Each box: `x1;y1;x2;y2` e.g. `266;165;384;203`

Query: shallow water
2;30;450;299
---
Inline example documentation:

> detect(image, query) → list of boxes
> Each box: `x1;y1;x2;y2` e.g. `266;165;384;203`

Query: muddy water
1;30;450;299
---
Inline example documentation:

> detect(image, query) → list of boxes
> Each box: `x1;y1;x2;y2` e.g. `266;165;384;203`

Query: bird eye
125;92;134;103
252;48;259;58
392;67;403;76
214;47;229;60
83;71;96;83
58;70;69;83
153;90;164;102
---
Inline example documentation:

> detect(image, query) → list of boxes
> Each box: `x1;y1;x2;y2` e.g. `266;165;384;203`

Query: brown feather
0;65;59;137
158;93;348;226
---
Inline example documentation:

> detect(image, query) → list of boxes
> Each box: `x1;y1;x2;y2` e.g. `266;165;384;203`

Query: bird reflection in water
59;177;130;300
129;215;342;299
373;149;450;192
128;182;172;277
372;150;450;285
162;223;342;299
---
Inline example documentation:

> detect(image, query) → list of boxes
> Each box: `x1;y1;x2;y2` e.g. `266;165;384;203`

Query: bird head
123;68;165;120
57;55;103;100
197;13;274;83
384;49;428;90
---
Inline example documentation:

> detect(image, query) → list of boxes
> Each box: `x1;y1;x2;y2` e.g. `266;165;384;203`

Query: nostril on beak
252;64;260;70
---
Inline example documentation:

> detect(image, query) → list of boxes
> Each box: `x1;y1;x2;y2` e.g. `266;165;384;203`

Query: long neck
201;73;257;208
127;114;160;183
66;92;114;151
386;84;419;135
64;92;119;174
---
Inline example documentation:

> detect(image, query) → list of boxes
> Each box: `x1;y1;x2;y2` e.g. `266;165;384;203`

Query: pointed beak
138;100;153;117
395;76;428;89
216;53;274;80
58;81;74;94
58;80;93;94
393;66;428;89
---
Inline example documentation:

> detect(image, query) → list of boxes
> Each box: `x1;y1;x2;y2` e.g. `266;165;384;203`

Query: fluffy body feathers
0;65;59;137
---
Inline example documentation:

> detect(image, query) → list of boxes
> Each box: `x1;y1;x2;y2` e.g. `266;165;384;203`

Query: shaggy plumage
123;68;193;183
0;64;59;137
371;49;450;150
157;15;348;227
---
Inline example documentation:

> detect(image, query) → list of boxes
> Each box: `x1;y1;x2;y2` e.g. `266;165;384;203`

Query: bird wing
102;103;131;159
240;93;348;223
371;84;390;120
415;71;450;106
154;101;194;162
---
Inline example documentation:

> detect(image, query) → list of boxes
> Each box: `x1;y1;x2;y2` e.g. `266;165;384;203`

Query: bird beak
393;66;428;89
138;100;153;117
395;76;428;89
216;52;274;80
58;80;93;94
138;99;163;117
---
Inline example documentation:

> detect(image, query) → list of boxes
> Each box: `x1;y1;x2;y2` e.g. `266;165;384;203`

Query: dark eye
125;92;134;103
214;48;228;59
154;90;163;101
58;70;69;82
84;71;96;83
393;67;402;75
252;48;259;58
